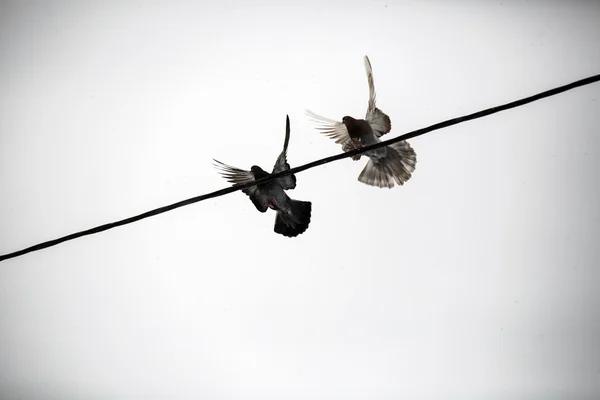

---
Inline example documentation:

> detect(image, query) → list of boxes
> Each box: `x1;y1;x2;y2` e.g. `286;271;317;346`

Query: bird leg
343;139;364;161
264;196;278;210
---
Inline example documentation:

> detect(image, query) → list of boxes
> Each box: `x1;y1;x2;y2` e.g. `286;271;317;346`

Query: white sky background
1;0;599;398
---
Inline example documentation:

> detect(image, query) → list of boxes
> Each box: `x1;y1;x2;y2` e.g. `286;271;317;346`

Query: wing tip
212;158;228;169
304;109;340;125
364;55;372;71
212;159;239;175
280;114;291;155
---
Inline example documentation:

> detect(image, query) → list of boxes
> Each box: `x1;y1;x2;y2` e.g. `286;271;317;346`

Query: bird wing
213;159;267;212
272;115;296;190
305;109;353;147
363;55;391;138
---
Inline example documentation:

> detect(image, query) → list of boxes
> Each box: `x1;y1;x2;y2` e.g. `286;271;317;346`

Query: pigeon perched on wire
306;55;417;188
213;115;312;237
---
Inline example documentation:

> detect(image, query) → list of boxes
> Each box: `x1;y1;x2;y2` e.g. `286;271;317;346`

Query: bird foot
265;196;278;210
342;139;363;160
351;140;363;160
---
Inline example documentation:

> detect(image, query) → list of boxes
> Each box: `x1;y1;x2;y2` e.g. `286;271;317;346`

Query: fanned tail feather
274;200;312;237
358;141;417;188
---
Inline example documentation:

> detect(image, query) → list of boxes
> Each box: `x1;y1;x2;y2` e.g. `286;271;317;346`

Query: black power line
1;73;599;263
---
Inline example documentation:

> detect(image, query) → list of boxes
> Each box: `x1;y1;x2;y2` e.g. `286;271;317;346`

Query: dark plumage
213;115;311;237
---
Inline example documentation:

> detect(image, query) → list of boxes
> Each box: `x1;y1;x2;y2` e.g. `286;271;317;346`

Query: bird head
342;116;356;125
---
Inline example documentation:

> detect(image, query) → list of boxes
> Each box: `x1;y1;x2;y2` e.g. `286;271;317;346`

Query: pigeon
213;115;312;237
306;55;417;188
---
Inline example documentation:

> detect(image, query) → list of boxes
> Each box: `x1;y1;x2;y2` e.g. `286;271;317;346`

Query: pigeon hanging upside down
306;56;417;188
213;115;312;238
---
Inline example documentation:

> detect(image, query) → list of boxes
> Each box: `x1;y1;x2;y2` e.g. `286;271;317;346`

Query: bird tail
358;141;417;188
274;199;312;237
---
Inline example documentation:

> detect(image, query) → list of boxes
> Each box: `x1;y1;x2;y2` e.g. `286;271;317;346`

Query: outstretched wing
305;110;363;159
305;110;353;147
213;159;267;212
272;115;296;190
364;55;391;138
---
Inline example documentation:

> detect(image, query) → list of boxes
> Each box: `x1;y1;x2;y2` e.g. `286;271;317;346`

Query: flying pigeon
306;56;417;188
213;115;312;237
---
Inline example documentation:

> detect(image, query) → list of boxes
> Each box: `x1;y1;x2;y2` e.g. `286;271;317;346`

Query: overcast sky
1;1;599;399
